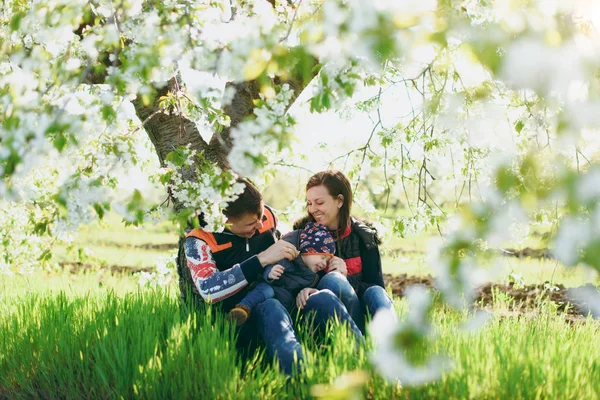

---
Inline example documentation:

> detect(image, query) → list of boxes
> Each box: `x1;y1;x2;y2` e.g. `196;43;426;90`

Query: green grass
9;212;597;397
1;273;600;399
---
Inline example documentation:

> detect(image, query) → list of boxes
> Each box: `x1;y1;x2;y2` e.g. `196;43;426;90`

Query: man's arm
184;237;262;303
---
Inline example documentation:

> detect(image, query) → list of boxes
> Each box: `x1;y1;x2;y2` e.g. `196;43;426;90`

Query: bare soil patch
384;273;598;320
59;261;152;274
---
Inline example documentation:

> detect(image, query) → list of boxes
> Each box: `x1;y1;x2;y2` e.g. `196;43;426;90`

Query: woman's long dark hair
305;170;352;235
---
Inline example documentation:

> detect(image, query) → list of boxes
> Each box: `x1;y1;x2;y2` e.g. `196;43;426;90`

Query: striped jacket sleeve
184;237;261;303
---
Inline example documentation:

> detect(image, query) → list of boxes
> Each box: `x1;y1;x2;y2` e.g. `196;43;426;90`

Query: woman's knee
319;272;346;285
318;273;355;294
362;285;393;314
364;285;388;298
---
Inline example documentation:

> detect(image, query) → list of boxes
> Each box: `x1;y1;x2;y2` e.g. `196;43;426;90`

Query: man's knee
255;298;284;314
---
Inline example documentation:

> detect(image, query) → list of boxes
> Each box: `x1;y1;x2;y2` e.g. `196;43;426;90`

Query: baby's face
301;254;330;273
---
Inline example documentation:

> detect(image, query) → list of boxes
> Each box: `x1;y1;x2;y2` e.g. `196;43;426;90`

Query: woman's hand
268;264;285;280
327;256;347;276
258;240;299;266
296;288;319;309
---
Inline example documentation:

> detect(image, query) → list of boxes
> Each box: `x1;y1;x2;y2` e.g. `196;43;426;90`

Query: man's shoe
227;304;251;327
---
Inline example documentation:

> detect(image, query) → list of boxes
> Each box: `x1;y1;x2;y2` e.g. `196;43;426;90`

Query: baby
227;222;335;325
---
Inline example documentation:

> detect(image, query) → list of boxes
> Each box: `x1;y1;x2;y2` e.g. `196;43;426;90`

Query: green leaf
10;13;23;31
311;63;323;74
429;31;448;46
128;189;143;211
38;249;52;261
310;94;322;113
515;120;524;133
321;92;331;109
93;203;105;219
33;222;48;235
54;133;67;151
165;148;188;167
101;105;116;122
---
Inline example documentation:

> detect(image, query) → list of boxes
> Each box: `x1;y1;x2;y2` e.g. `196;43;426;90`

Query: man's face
227;206;265;239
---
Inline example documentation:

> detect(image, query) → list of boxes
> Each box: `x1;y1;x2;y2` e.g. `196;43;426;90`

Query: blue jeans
244;298;303;375
301;289;364;342
239;290;363;375
239;282;274;310
362;285;394;318
317;273;393;333
317;272;365;332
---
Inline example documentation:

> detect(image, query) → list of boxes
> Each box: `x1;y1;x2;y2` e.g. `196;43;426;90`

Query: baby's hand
268;264;285;280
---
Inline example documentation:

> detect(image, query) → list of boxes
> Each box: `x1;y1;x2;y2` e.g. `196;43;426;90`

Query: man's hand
258;240;299;267
296;288;319;309
326;256;347;276
268;264;285;280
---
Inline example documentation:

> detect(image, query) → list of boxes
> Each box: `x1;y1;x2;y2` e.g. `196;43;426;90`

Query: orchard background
2;0;600;398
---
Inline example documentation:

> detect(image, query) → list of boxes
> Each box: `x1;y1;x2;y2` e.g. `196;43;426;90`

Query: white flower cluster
136;252;177;288
54;177;112;235
0;202;52;275
228;84;295;177
161;146;246;231
393;204;445;238
308;0;437;68
187;0;285;81
310;62;364;112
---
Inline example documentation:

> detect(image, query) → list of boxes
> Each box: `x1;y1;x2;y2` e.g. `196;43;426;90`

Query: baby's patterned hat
299;222;336;256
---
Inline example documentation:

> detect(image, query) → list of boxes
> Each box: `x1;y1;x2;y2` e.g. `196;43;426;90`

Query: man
177;179;361;375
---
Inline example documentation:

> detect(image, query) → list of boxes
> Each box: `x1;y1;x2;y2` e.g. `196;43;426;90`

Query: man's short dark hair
223;179;263;220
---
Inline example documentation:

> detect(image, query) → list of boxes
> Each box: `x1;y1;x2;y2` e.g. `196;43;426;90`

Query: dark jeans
239;282;274;310
317;272;394;333
237;290;363;375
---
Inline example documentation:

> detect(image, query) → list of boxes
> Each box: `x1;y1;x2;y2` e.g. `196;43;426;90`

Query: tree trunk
132;72;313;212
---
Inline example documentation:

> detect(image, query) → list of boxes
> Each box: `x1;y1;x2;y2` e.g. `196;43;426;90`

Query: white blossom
370;287;451;385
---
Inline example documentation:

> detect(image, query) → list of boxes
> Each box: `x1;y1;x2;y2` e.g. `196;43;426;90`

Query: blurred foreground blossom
567;285;600;318
461;309;492;333
310;370;369;400
369;286;451;386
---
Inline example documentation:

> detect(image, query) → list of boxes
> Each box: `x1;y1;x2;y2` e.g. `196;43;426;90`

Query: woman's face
306;184;343;230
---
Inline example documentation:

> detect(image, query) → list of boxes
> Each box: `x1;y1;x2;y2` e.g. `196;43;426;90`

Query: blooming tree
2;0;600;386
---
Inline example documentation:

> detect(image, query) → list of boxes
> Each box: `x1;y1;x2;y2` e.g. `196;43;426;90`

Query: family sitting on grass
177;170;395;375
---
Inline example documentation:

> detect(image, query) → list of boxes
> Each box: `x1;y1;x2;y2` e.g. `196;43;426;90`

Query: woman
293;170;394;333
